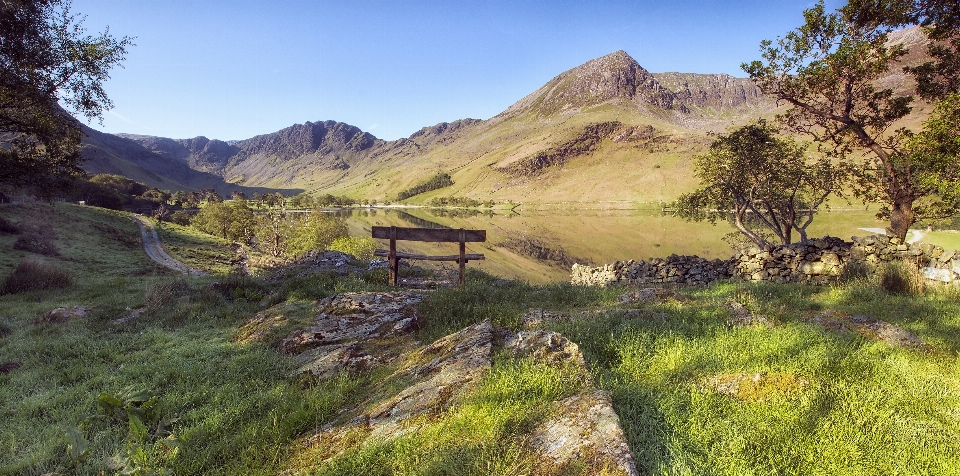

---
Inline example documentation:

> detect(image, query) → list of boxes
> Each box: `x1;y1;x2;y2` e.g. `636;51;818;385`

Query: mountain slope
83;27;931;203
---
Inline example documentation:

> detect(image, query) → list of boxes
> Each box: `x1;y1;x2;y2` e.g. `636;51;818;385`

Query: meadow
1;202;958;475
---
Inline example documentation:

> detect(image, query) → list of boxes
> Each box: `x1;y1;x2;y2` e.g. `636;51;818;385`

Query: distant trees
191;200;255;241
742;0;960;240
396;173;454;201
672;121;841;247
1;0;133;194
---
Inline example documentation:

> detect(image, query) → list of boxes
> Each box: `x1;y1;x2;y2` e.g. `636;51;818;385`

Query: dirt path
131;215;207;276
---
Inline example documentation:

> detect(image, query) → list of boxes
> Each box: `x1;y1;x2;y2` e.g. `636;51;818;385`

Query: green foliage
672;121;840;247
0;0;133;194
1;259;71;294
396;172;454;201
328;236;378;261
429;196;481;208
743;0;960;240
167;211;192;226
191;200;255;242
285;210;349;257
254;208;294;257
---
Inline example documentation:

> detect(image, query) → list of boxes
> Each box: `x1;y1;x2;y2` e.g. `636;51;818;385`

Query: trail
857;228;925;244
131;215;207;276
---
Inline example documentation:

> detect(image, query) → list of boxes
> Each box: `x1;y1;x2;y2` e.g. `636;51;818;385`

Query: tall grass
1;260;72;294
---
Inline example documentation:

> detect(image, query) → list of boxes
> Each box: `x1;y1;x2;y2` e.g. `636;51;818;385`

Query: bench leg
458;231;466;285
389;232;398;286
391;258;400;286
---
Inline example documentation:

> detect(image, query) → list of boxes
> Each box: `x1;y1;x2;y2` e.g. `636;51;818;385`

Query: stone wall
570;235;960;287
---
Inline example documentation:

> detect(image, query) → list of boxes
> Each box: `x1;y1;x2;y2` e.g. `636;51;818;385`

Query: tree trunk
886;199;915;241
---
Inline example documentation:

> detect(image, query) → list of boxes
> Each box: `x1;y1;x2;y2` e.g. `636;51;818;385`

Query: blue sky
72;0;842;142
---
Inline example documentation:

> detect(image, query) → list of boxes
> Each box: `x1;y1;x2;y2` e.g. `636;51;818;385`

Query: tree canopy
1;0;132;193
742;0;959;240
672;121;841;248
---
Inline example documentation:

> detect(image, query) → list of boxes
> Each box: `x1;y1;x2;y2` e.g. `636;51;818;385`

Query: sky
71;0;843;142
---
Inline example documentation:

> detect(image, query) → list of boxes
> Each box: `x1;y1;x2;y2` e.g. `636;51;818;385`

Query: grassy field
1;202;958;475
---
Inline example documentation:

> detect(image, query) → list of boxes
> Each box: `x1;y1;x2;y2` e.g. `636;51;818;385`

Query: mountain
82;29;930;204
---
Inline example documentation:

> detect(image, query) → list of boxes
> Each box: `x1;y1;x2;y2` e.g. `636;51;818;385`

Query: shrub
328;236;378;261
1;260;72;294
12;223;59;256
145;277;190;309
879;261;924;296
168;211;193;226
0;215;18;234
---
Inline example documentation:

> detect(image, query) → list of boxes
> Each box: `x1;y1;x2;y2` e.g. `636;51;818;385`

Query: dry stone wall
571;235;960;287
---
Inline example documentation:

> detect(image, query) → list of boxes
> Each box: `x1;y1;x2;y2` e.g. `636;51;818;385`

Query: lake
337;207;888;283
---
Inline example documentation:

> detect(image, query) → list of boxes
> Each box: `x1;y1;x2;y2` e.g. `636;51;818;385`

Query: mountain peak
501;50;677;117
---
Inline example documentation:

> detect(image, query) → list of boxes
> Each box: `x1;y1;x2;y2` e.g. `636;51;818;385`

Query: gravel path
131;215;207;276
857;228;924;244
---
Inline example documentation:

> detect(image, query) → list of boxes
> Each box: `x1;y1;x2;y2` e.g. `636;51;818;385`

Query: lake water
338;207;886;283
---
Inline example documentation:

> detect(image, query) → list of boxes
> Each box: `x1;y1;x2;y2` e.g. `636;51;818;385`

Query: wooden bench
372;226;486;286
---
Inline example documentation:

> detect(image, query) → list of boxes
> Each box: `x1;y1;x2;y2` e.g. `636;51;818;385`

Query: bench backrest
371;226;486;243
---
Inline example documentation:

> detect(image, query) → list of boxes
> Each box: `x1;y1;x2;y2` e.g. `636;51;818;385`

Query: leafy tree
842;0;960;99
672;121;841;247
191;200;254;242
285;210;348;257
254;209;294;257
742;0;959;240
287;193;314;209
1;0;133;194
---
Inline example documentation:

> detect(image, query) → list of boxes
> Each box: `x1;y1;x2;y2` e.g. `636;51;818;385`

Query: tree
842;0;960;99
255;209;293;257
285;210;348;257
672;121;841;248
191;200;254;242
1;0;133;193
742;0;959;240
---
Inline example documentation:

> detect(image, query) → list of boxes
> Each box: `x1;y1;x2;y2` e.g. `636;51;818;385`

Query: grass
2;201;959;475
152;219;238;275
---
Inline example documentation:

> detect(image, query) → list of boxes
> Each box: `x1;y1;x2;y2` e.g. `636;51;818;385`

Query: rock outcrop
277;292;639;475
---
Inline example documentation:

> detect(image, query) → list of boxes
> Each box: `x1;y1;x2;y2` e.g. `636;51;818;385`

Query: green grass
2;201;959;475
152;219;238;275
921;230;960;251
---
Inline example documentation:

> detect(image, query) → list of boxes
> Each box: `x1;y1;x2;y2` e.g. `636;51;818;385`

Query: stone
809;310;927;349
940;249;956;263
280;292;424;355
504;330;587;367
37;306;89;323
702;373;810;401
821;252;841;266
923;267;954;282
617;288;687;304
725;302;773;328
365;320;494;436
529;391;639;476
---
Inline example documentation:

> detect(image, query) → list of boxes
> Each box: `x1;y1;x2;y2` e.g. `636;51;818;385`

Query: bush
0;216;18;234
328;236;378;261
145;277;190;309
13;227;59;256
1;260;72;294
168;211;193;226
879;261;924;296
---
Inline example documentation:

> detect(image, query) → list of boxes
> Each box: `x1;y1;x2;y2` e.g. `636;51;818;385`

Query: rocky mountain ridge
81;29;929;201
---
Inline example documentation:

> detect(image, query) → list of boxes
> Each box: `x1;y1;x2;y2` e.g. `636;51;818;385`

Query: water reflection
341;207;882;283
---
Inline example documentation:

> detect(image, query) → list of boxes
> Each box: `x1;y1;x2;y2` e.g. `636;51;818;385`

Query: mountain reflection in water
339;207;882;284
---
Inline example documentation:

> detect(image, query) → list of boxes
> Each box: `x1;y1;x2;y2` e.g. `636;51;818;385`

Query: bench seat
374;250;485;262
